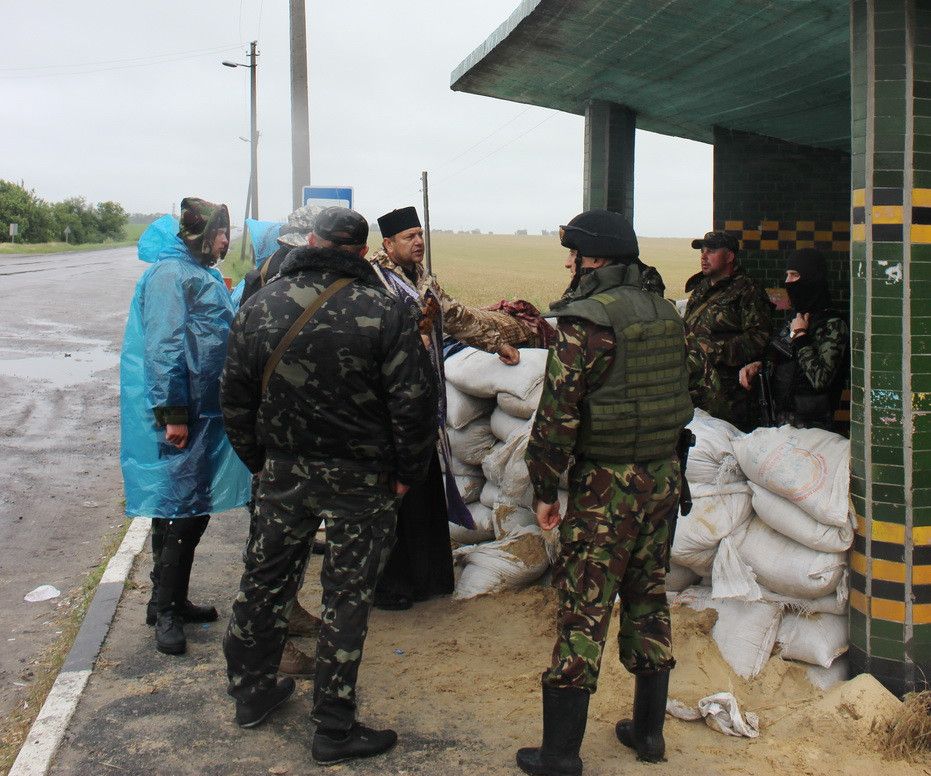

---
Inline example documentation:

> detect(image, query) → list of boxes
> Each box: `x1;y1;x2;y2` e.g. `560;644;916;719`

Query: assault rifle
758;363;776;428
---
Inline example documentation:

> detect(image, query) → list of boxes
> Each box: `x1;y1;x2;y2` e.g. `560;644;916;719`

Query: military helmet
559;209;638;260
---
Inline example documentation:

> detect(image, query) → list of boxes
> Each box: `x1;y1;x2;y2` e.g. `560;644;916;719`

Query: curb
9;519;150;776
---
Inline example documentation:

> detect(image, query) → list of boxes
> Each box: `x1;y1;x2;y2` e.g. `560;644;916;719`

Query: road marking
8;518;150;776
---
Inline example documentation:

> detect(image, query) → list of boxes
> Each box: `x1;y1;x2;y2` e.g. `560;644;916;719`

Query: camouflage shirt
368;249;534;351
220;246;438;485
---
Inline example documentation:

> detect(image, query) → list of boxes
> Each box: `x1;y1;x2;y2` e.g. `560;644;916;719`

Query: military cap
314;206;369;246
559;209;639;260
277;204;322;248
377;206;420;238
691;231;740;252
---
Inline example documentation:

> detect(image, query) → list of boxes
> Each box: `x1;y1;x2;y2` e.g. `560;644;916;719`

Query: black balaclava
785;248;831;314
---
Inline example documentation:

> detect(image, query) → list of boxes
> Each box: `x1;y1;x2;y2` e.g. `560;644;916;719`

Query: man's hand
165;423;189;449
391;480;410;498
790;312;810;338
497;344;520;365
535;500;561;531
738;361;763;391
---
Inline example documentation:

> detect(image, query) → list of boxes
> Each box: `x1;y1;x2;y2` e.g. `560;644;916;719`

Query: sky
0;1;712;236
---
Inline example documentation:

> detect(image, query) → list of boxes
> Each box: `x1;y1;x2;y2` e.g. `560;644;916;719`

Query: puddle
0;347;118;387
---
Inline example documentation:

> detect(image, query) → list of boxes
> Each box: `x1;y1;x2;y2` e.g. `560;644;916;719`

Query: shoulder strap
259;256;273;286
261;276;353;394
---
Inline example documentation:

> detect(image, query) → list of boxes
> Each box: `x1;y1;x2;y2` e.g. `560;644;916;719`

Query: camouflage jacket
220;246;438;485
368;249;533;351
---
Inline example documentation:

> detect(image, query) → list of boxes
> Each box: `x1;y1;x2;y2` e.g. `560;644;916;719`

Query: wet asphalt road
0;247;143;723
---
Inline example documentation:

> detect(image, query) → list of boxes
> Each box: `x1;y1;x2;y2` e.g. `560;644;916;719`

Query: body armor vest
550;263;693;462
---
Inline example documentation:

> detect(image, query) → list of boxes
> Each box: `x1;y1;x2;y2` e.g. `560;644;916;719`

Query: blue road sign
302;186;353;210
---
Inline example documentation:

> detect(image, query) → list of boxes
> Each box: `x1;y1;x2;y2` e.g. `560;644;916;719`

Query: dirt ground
0;248;142;726
48;511;930;775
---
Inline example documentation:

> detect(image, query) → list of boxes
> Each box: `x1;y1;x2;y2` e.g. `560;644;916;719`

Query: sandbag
805;657;849;690
455;474;484;504
448;503;495;544
732;426;849;527
750;483;853;553
776;612;848;668
453;527;549;599
481;421;533;503
492;502;538;539
480;481;500;509
760;584;848;616
666;562;701;592
449;457;483;478
447;416;496;466
676;585;782;679
446;383;494;430
444;347;548;400
490;406;529;442
671;490;753;576
497;383;543;419
686;408;745;485
737;518;846;600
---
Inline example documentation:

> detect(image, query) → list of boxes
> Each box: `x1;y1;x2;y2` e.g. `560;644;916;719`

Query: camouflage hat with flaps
313;206;368;246
178;197;230;261
276;204;323;248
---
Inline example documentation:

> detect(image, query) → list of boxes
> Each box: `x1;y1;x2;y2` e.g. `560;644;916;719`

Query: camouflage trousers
224;458;397;732
542;457;680;693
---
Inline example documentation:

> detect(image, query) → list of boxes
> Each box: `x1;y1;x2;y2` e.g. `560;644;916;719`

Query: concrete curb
9;518;150;776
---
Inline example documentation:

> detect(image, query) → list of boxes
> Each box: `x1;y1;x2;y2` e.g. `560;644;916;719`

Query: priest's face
384;227;425;266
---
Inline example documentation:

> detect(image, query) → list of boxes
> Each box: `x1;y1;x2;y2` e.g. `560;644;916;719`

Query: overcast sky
1;1;712;236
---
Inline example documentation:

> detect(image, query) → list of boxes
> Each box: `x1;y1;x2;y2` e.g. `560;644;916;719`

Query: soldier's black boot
516;687;589;776
148;516;217;625
311;723;398;766
145;519;166;625
615;670;669;763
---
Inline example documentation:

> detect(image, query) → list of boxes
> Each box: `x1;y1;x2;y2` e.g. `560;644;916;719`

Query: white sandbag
711;532;762;601
760;584;848;616
492;503;538;539
448;502;496;544
480;481;500;509
481;420;533;503
667;693;760;739
805;657;849;690
675;585;782;679
446;383;494;430
455;474;484;504
750;483;853;553
447;416;496;466
776;612;848;668
732;426;850;527
449;457;483;478
453;527;549;599
666;562;701;592
444;347;548;400
685;408;745;486
490;406;529;442
497;383;543;419
671;490;753;576
738;518;846;600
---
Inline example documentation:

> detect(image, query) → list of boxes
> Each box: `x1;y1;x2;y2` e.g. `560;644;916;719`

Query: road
0;247;144;724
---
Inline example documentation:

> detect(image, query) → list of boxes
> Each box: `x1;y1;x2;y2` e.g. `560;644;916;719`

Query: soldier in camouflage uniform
517;210;694;776
684;231;772;431
220;207;437;765
738;248;848;431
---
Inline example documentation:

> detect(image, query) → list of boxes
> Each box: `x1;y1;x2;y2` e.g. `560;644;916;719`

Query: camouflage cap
178;197;230;260
276;204;323;248
691;231;739;252
313;206;368;246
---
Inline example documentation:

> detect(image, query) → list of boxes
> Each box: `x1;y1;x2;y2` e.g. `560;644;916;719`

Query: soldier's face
699;246;734;279
211;229;230;259
565;249;578;276
785;270;801;284
385;227;425;266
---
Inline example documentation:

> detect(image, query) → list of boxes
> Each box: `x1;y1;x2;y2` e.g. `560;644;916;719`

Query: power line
434;106;533;170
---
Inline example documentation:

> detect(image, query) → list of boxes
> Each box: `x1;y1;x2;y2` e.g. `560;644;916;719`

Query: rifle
758;362;776;428
668;428;696;570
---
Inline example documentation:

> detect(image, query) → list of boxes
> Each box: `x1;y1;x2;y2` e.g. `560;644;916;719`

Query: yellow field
365;233;698;309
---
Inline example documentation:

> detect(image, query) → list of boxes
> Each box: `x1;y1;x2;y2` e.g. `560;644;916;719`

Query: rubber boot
615;670;670;763
154;517;207;655
145;519;166;625
148;516;216;625
516;687;589;776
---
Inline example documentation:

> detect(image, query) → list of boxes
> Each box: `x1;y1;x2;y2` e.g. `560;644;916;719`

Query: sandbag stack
443;347;564;598
670;410;853;678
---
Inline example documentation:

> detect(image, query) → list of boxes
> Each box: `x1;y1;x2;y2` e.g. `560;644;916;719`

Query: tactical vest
551;263;693;463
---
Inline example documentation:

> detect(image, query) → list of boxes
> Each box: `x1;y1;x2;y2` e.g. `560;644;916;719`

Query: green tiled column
583;100;635;220
848;0;931;697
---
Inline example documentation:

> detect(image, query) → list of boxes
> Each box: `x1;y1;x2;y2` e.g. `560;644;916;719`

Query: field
222;232;698;308
0;223;145;255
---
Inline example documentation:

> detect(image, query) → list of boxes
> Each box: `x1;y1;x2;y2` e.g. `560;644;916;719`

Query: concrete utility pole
421;171;432;275
248;40;259;219
290;0;311;210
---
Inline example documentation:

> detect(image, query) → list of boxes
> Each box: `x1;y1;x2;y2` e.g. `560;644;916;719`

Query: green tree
0;180;56;242
95;201;127;240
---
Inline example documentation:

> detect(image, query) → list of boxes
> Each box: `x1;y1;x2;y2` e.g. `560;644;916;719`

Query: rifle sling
260;277;353;395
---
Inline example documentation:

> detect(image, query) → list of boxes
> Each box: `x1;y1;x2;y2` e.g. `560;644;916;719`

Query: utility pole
290;0;311;210
421;170;432;275
248;40;259;219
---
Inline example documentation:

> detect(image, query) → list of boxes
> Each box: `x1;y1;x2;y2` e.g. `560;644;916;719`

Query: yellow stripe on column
912;188;931;207
912;224;931;244
872;205;904;224
852;223;867;241
853;189;866;207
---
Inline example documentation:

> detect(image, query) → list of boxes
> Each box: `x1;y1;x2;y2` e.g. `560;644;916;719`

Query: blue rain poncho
120;215;251;517
229;218;283;308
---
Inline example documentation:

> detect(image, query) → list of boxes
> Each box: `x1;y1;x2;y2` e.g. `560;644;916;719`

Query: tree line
0;179;127;244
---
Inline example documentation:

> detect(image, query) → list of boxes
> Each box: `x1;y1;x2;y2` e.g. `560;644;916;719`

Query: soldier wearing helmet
517;210;693;775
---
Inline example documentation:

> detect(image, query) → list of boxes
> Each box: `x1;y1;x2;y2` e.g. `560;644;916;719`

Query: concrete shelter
452;0;931;696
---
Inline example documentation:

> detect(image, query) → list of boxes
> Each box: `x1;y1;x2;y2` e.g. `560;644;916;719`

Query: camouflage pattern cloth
683;266;772;430
177;197;230;264
223;460;398;732
369;248;535;351
543;457;680;690
685;331;721;409
556;260;667;305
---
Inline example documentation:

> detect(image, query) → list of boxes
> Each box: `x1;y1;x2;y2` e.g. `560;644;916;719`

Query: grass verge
0;225;145;256
0;519;131;776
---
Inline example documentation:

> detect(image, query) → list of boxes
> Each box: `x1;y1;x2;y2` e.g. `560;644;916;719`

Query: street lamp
222;41;259;219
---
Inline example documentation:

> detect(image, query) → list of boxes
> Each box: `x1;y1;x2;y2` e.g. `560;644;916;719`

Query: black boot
615;670;669;763
311;723;398;766
154;517;207;655
145;519;166;625
516;687;589;776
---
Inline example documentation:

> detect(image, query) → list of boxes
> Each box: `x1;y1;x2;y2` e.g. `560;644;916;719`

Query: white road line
9;518;150;776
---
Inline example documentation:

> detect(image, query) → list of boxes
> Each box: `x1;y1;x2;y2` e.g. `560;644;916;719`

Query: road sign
9;223;17;243
302;186;353;210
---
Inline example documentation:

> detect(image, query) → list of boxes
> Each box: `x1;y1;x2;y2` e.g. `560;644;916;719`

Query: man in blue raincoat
120;197;251;656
